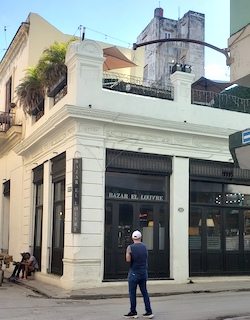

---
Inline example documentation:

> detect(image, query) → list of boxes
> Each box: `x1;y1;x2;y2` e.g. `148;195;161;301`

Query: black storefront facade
103;149;250;280
104;149;172;280
189;159;250;276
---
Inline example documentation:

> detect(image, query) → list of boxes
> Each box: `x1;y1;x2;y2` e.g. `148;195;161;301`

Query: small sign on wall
72;158;82;233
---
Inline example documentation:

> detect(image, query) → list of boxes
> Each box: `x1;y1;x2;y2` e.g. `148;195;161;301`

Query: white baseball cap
132;230;142;239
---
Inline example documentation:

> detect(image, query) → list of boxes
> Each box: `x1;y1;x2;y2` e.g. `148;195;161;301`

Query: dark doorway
104;200;169;280
33;165;43;269
51;179;65;275
51;153;66;276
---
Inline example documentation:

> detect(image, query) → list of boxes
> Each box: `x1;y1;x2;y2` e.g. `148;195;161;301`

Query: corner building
1;13;250;291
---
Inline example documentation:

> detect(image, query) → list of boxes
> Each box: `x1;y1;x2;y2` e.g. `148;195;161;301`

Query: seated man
22;253;39;280
9;251;27;280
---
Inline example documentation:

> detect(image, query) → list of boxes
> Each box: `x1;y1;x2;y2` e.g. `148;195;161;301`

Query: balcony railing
103;71;174;101
191;89;250;114
0;112;14;132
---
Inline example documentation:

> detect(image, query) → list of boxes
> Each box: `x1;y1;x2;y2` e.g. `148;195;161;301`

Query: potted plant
37;41;68;97
16;67;45;115
16;40;73;116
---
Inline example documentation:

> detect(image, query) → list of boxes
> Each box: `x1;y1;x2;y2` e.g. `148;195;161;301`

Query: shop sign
242;130;250;144
107;192;164;201
72;158;82;233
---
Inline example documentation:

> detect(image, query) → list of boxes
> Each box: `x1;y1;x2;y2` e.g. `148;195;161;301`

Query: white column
169;156;189;282
65;40;105;107
170;71;195;104
41;160;52;274
61;139;105;290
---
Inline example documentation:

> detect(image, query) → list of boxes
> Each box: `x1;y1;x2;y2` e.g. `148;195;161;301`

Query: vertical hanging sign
72;158;82;233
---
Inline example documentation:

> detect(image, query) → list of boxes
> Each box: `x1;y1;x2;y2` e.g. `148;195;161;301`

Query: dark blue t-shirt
127;242;148;273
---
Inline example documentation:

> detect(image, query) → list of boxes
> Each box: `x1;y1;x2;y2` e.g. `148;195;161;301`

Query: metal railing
191;89;250;114
103;71;174;101
0;112;15;132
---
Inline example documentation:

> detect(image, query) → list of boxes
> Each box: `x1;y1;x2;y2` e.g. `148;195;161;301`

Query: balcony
102;71;174;101
0;111;21;148
0;112;14;132
191;89;250;114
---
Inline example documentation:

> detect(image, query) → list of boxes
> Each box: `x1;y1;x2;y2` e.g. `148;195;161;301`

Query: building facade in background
1;11;250;291
229;0;250;86
137;8;205;84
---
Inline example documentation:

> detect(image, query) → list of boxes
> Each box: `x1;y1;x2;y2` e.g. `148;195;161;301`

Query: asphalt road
1;280;250;319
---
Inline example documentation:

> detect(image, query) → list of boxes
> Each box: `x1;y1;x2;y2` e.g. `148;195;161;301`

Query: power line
84;26;131;47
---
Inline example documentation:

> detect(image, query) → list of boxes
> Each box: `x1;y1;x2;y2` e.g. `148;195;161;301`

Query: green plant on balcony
15;66;45;115
16;41;72;115
37;41;68;90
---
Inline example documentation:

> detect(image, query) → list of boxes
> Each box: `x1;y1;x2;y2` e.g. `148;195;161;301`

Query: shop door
51;179;65;275
190;207;250;275
33;183;43;270
33;207;42;270
104;201;169;280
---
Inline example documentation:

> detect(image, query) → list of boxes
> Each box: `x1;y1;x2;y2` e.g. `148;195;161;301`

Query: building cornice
0;125;22;157
14;104;234;157
0;23;29;76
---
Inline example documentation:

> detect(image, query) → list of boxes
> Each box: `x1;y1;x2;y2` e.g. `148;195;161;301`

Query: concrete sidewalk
4;270;250;300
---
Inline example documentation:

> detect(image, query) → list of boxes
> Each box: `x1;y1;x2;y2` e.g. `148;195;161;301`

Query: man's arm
126;245;131;263
126;252;131;262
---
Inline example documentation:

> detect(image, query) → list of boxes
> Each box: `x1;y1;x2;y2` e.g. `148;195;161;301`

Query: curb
6;276;250;301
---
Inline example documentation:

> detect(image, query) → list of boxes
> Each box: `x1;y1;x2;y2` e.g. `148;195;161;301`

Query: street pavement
4;270;250;301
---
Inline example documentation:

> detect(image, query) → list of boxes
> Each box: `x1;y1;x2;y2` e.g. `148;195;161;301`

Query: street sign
242;130;250;144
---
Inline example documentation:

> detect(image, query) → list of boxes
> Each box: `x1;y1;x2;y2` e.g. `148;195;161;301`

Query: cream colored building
1;13;250;291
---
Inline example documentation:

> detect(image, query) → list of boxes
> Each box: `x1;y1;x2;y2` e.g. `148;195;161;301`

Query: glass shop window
190;181;222;205
105;172;168;201
224;184;250;206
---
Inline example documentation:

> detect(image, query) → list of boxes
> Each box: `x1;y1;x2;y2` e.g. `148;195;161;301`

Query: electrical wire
72;25;131;47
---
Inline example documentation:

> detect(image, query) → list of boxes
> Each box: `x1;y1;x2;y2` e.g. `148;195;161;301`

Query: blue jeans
128;270;152;314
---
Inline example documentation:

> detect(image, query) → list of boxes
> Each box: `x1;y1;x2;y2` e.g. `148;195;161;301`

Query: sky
0;0;230;81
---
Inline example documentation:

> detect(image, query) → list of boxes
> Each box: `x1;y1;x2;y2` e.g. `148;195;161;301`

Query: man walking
124;230;154;319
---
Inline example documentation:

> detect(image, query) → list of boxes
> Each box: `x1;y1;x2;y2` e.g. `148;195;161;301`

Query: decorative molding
0;24;29;77
66;40;103;62
79;40;102;56
0;126;22;158
14;104;233;157
106;129;227;151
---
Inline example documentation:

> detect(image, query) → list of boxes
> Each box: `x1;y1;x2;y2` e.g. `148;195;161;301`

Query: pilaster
65;40;105;107
170;71;195;104
169;156;189;282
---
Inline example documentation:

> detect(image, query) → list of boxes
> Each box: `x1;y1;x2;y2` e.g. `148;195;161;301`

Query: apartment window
165;33;171;39
5;77;12;112
143;64;148;80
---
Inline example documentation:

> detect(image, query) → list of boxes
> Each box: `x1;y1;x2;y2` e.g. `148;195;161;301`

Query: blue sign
242;130;250;144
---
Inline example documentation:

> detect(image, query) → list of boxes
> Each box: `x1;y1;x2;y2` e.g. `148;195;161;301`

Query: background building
137;7;205;85
229;0;250;86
